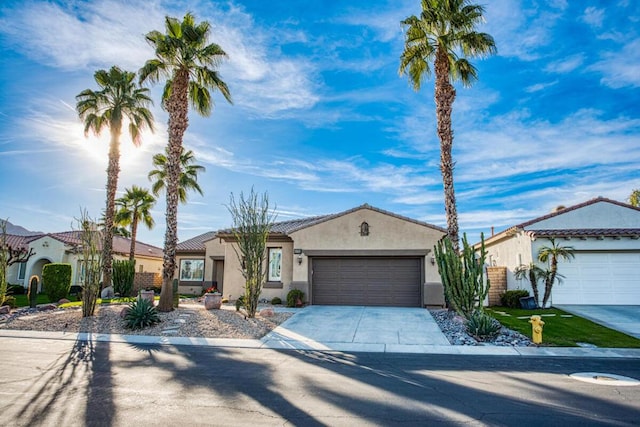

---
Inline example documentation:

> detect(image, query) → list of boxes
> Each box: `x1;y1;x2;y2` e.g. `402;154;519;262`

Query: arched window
360;221;369;236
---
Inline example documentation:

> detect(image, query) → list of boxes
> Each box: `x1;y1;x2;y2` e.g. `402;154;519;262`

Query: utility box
424;282;445;307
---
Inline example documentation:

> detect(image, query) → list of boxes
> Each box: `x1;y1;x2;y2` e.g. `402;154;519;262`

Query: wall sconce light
294;248;303;265
430;255;435;265
297;255;303;265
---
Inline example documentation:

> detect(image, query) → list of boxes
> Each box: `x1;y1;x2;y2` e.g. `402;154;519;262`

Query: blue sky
0;0;639;247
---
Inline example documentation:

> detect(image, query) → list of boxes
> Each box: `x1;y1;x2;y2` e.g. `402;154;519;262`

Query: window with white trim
18;262;27;280
268;248;282;282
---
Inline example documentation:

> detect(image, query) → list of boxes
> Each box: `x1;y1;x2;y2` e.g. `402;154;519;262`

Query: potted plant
203;286;222;310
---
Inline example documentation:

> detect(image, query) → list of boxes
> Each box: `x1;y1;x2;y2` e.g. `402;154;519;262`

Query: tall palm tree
399;0;496;250
538;238;575;307
148;147;205;203
114;186;156;260
139;13;232;311
76;66;154;288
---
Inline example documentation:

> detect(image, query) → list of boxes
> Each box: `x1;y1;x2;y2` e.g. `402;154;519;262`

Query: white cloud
590;39;640;88
524;80;558;93
544;54;585;74
582;7;605;28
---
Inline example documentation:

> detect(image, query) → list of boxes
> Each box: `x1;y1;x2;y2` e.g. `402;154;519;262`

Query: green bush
271;296;282;305
124;298;160;330
466;311;501;341
500;289;530;308
286;289;304;307
235;295;245;312
42;263;72;302
113;259;136;297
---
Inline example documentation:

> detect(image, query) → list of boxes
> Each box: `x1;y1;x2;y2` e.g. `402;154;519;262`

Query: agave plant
124;298;160;330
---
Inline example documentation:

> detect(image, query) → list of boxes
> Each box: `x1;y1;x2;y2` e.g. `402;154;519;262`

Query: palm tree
114;186;156;260
76;66;154;288
139;13;232;311
148;147;205;203
514;263;547;308
629;189;640;207
537;238;575;307
399;0;496;250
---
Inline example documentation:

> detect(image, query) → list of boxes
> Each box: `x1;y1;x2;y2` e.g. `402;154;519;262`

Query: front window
180;259;204;281
18;262;27;280
268;248;282;282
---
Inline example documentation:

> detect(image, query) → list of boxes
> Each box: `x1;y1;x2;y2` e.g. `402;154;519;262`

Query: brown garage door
311;257;422;307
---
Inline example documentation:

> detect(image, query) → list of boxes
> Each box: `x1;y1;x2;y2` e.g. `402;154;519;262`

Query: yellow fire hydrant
529;315;545;344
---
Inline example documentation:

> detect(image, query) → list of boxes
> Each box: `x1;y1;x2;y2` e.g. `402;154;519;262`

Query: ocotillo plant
434;233;490;319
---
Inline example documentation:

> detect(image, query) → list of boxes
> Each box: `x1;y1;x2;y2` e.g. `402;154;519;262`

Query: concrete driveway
556;305;640;339
262;305;450;352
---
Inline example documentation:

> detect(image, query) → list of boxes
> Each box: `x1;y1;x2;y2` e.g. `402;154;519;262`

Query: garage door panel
552;252;640;305
312;257;422;307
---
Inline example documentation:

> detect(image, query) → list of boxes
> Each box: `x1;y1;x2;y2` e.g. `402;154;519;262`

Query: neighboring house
4;231;163;291
480;197;640;305
176;204;447;307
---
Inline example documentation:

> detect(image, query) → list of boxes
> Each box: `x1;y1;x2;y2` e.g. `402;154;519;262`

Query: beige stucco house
479;197;640;305
176;204;447;307
5;231;163;292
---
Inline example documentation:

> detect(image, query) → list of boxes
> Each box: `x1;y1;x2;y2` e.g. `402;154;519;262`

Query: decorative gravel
0;300;293;339
429;309;535;347
1;301;532;346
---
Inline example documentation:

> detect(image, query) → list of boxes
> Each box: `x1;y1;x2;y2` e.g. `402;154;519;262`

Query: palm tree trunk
102;123;121;289
542;257;558;308
158;69;190;312
434;47;459;251
129;210;138;261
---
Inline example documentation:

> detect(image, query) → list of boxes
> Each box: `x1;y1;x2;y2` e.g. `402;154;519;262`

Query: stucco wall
289;208;446;303
484;231;535;294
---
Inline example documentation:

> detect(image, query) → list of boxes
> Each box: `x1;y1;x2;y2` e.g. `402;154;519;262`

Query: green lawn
487;306;640;348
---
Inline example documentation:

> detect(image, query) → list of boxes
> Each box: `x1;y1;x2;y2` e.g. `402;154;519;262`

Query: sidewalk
1;328;639;358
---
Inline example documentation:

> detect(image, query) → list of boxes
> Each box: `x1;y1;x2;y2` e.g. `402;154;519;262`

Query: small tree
629;189;640;207
227;189;275;318
538;238;575;308
434;233;490;319
77;210;103;317
514;263;547;308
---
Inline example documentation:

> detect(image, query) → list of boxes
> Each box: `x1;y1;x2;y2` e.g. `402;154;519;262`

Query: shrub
466;311;501;341
500;289;530;308
124;298;160;330
1;295;16;308
235;295;245;312
42;263;72;302
286;289;304;308
113;259;135;297
271;296;282;305
7;284;26;295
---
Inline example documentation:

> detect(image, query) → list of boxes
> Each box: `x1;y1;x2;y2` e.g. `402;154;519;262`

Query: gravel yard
1;301;533;346
0;300;293;339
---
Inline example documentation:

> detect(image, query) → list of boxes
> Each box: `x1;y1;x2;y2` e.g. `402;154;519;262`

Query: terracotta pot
139;290;155;306
204;293;222;310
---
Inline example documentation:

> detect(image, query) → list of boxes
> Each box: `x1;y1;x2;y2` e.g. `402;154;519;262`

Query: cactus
113;259;135;296
434;233;490;319
28;275;38;308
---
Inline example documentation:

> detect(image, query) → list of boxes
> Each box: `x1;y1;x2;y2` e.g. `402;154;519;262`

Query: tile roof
486;197;640;244
215;204;446;238
176;231;218;252
6;231;163;258
527;229;640;239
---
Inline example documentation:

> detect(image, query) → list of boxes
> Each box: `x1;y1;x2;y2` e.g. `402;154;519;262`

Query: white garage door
552;252;640;305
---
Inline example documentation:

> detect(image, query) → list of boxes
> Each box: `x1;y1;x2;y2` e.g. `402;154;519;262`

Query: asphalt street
1;336;639;426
